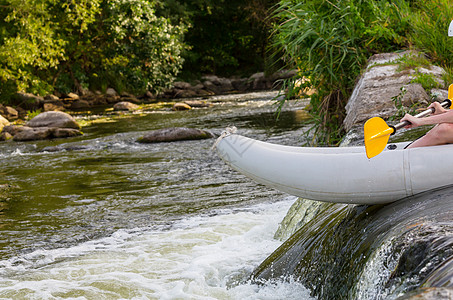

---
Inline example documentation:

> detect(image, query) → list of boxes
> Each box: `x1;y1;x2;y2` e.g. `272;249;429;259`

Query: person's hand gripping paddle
364;99;452;159
364;21;453;159
364;96;453;159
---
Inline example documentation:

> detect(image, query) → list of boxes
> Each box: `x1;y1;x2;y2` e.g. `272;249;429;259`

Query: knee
433;123;453;141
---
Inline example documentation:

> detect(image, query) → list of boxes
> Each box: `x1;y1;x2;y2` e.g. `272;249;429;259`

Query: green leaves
0;0;186;101
0;0;65;97
409;0;453;68
98;0;187;93
272;0;411;145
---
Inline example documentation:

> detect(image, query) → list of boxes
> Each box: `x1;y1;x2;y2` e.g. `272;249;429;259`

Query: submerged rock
400;288;453;300
274;199;332;241
137;127;214;143
0;183;18;200
41;144;91;152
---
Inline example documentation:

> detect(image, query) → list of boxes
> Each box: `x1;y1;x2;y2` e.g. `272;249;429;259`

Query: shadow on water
251;185;453;299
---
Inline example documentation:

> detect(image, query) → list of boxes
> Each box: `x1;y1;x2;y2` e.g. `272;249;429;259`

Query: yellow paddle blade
364;117;395;159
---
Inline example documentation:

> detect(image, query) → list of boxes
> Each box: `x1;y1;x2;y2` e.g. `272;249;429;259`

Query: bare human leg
406;123;453;148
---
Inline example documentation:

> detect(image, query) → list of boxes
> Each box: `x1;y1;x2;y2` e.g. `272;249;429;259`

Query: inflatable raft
213;131;453;204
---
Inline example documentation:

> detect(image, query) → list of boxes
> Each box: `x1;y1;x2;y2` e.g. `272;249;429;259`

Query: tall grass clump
272;0;411;145
410;0;453;70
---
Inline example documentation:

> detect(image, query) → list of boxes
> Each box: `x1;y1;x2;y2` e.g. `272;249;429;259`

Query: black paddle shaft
390;99;452;134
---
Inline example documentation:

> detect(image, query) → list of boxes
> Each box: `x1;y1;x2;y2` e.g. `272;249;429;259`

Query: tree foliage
0;0;186;102
0;0;66;98
157;0;278;78
0;0;277;102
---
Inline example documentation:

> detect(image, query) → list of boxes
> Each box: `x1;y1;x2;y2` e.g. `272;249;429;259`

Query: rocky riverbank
0;70;296;122
1;50;450;144
0;70;296;142
277;50;451;242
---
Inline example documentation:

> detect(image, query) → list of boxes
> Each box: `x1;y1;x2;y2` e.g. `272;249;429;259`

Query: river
0;92;316;298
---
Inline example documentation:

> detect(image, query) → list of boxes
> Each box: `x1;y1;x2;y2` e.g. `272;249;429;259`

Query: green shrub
99;0;187;94
409;0;453;68
272;0;411;145
0;0;187;103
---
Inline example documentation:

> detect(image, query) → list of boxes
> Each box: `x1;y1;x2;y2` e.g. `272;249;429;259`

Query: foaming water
0;94;314;298
0;197;313;299
252;186;453;299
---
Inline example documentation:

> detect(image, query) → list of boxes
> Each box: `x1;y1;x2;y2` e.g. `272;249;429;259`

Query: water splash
0;198;315;299
252;185;453;299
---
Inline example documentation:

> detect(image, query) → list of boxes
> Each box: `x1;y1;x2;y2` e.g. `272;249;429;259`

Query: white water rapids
0;197;313;299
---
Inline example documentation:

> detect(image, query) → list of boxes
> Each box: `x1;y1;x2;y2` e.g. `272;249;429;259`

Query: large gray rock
26;111;80;130
137;127;214;143
274;198;332;241
343;51;445;132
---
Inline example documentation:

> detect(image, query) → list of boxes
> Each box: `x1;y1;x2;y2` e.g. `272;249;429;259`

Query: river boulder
113;101;140;111
1;111;83;141
137;127;214;143
43;100;65;112
2;106;19;120
6;126;83;142
344;51;444;132
0;131;12;141
341;51;446;146
0;115;10;132
172;103;191;111
26;111;81;130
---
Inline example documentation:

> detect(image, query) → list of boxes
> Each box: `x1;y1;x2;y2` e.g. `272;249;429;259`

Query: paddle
364;87;453;159
364;21;453;159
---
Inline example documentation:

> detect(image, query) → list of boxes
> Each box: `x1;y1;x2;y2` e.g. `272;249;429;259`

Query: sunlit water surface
0;92;315;298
